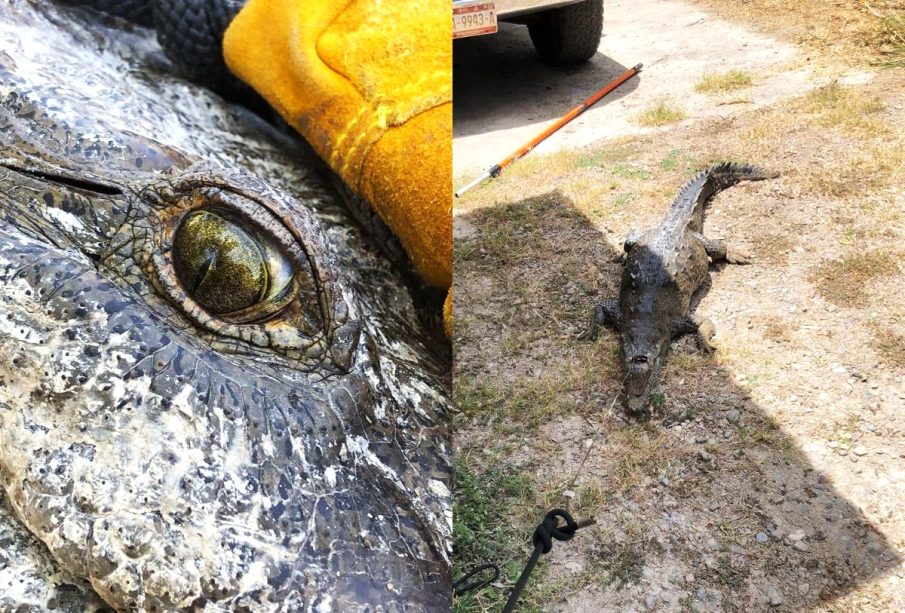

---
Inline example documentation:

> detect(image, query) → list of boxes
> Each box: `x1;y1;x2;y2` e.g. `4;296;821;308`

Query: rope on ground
453;563;500;597
456;378;626;609
501;509;594;613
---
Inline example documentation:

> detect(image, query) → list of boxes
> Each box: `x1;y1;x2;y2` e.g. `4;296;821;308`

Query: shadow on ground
452;191;900;611
453;24;635;139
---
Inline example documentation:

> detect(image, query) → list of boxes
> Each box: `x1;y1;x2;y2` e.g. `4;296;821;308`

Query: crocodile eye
140;173;358;371
172;209;295;322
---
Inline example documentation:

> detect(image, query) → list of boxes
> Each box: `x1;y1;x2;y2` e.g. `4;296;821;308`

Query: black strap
532;508;579;553
151;0;245;89
65;0;247;94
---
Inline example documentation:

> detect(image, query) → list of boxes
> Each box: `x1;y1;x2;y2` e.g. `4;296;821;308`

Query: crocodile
0;2;450;611
580;162;772;413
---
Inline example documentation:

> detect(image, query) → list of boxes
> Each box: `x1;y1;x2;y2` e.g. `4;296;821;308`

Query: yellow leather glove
222;0;452;289
443;289;453;338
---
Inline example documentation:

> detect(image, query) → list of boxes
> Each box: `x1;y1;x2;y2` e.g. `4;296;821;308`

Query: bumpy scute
0;2;451;610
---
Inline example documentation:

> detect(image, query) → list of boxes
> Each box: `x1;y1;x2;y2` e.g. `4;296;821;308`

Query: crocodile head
0;4;449;611
618;240;680;413
620;325;670;413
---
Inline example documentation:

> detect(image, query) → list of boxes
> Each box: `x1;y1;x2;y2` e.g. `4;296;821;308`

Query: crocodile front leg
578;298;621;341
690;231;752;264
673;313;716;354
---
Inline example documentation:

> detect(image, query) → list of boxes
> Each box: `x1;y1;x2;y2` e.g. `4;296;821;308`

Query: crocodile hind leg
578;298;621;341
690;231;752;264
673;313;716;354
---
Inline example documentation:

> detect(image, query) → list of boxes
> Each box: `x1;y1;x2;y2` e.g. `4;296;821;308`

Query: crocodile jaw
621;334;668;413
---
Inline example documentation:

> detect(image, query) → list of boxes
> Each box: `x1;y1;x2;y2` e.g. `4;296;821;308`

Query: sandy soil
452;2;905;611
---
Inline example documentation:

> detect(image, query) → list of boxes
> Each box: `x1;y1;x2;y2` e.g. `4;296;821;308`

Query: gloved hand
68;0;452;305
222;0;452;289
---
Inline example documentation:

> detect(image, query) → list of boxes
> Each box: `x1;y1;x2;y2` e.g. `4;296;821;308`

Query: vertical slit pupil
190;249;217;293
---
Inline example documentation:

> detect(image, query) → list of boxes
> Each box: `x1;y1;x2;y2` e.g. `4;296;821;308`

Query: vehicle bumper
494;0;586;18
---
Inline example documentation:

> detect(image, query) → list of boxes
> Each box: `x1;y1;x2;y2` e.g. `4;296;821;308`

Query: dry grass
635;100;686;127
799;81;887;134
811;251;901;307
608;425;682;491
867;8;905;67
589;541;647;587
748;231;796;264
453;140;644;213
872;326;905;368
762;317;796;344
737;80;902;197
692;0;905;67
798;143;904;198
695;70;754;94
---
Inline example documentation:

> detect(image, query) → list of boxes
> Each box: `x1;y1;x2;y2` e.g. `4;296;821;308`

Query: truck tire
527;0;603;65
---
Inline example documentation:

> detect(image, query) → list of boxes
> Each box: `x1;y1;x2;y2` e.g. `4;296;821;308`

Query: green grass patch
694;70;754;94
611;192;633;208
454;460;533;568
635;101;685;127
612;163;653;180
659;148;695;171
453;461;537;612
575;150;607;168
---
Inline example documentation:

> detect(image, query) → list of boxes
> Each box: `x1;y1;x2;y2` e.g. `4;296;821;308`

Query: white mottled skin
0;1;451;610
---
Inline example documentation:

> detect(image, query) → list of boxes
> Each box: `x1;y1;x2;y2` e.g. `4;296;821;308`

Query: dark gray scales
581;162;774;413
0;3;451;610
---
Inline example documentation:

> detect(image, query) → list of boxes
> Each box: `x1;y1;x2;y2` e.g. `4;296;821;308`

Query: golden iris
172;209;294;318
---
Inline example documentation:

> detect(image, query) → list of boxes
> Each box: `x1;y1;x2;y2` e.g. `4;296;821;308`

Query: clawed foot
694;315;716;354
578;303;612;342
577;323;599;342
725;247;753;265
697;337;716;355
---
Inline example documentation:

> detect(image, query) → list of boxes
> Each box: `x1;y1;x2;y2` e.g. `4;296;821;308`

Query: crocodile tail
707;162;777;190
667;162;776;219
691;162;776;211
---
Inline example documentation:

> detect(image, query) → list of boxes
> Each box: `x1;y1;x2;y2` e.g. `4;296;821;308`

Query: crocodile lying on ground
0;2;449;610
580;162;772;413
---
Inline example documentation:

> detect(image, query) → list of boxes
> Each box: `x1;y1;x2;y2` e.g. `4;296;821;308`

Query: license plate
453;1;497;39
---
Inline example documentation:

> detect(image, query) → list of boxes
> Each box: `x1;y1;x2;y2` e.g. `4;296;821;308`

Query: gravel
766;585;783;606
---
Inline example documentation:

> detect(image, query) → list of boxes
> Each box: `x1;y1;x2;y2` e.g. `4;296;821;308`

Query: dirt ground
454;0;806;177
452;1;905;611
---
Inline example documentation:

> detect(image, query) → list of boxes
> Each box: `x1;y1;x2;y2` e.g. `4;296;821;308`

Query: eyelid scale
130;163;360;373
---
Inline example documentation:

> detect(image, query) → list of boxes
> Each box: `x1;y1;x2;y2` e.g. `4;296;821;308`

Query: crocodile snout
623;355;653;408
622;345;664;412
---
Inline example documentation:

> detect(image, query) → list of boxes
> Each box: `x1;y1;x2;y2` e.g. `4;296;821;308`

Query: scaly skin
581;163;772;413
0;2;450;611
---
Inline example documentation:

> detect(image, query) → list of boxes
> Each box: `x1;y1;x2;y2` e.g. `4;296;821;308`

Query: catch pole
455;62;643;198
